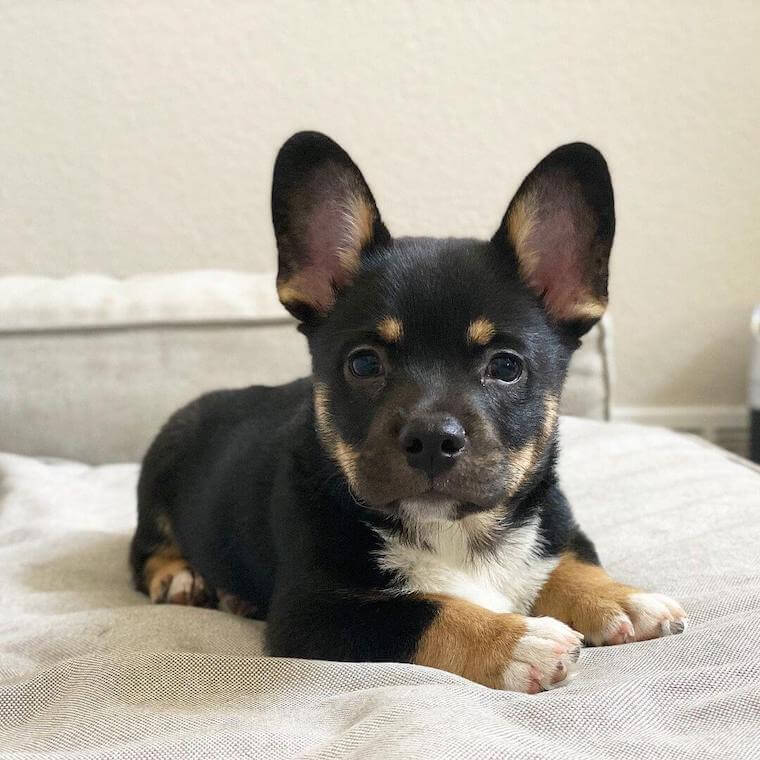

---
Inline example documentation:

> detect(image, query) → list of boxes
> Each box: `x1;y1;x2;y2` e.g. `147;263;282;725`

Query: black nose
399;415;467;477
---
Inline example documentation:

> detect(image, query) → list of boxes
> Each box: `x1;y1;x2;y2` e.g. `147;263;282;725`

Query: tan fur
413;595;527;688
467;318;496;346
278;187;374;313
377;316;404;343
506;439;537;496
506;391;559;496
507;191;608;323
337;189;374;274
564;298;607;322
459;507;509;548
542;392;560;440
506;191;540;277
313;382;360;488
277;279;328;313
532;552;639;638
144;547;185;602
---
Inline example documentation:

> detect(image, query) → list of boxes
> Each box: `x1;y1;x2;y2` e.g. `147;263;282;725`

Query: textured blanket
1;418;759;759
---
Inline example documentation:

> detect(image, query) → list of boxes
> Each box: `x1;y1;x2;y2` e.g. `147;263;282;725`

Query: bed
1;273;758;759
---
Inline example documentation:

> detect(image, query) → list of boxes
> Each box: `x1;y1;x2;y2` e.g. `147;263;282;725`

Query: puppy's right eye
348;349;384;378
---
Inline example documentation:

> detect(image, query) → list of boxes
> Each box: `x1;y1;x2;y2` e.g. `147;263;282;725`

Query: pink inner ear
278;173;375;313
518;184;603;321
282;201;354;312
304;199;356;289
527;206;587;315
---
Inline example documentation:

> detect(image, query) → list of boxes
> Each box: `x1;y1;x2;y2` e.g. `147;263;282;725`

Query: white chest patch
373;512;559;614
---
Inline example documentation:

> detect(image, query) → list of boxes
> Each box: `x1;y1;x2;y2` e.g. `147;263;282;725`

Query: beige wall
1;1;758;407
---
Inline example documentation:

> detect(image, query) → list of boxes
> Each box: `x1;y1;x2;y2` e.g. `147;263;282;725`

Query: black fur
130;131;614;663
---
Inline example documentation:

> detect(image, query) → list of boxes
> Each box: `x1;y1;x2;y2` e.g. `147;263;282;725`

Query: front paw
533;554;688;648
414;597;584;692
599;592;687;646
501;617;584;693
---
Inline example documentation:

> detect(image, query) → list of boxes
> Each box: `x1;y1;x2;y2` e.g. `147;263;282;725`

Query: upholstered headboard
0;271;613;464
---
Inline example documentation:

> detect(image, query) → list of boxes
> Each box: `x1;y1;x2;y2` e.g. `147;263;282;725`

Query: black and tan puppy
130;132;686;692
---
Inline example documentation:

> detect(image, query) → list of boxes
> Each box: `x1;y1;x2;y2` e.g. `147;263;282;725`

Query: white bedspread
1;418;759;759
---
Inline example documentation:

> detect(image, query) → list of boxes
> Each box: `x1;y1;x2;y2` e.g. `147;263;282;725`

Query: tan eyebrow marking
376;316;404;343
467;318;496;346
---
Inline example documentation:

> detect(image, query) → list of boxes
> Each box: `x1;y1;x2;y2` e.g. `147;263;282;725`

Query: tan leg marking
533;553;687;646
414;595;582;692
144;546;210;607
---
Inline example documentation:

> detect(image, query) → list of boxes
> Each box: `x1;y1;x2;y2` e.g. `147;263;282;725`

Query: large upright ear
272;131;390;320
494;143;615;334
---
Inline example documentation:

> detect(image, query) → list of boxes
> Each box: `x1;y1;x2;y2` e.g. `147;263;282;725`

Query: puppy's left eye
486;352;524;384
348;349;384;378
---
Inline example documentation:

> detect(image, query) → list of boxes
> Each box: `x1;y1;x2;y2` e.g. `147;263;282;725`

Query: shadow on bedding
18;532;141;606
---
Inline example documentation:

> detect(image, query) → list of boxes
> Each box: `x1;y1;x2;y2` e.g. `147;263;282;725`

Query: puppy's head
272;132;614;522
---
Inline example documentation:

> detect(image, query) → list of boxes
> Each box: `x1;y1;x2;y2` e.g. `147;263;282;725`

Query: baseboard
610;405;750;457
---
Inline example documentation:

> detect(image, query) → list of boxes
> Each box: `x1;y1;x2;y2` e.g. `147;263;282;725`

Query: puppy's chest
373;519;558;614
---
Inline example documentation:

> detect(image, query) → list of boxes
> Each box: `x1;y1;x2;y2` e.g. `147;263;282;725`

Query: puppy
130;132;686;692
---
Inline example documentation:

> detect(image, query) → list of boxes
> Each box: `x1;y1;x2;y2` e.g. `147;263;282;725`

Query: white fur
502;617;583;692
597;612;635;646
598;592;687;644
373;507;559;614
167;569;196;600
626;592;688;639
